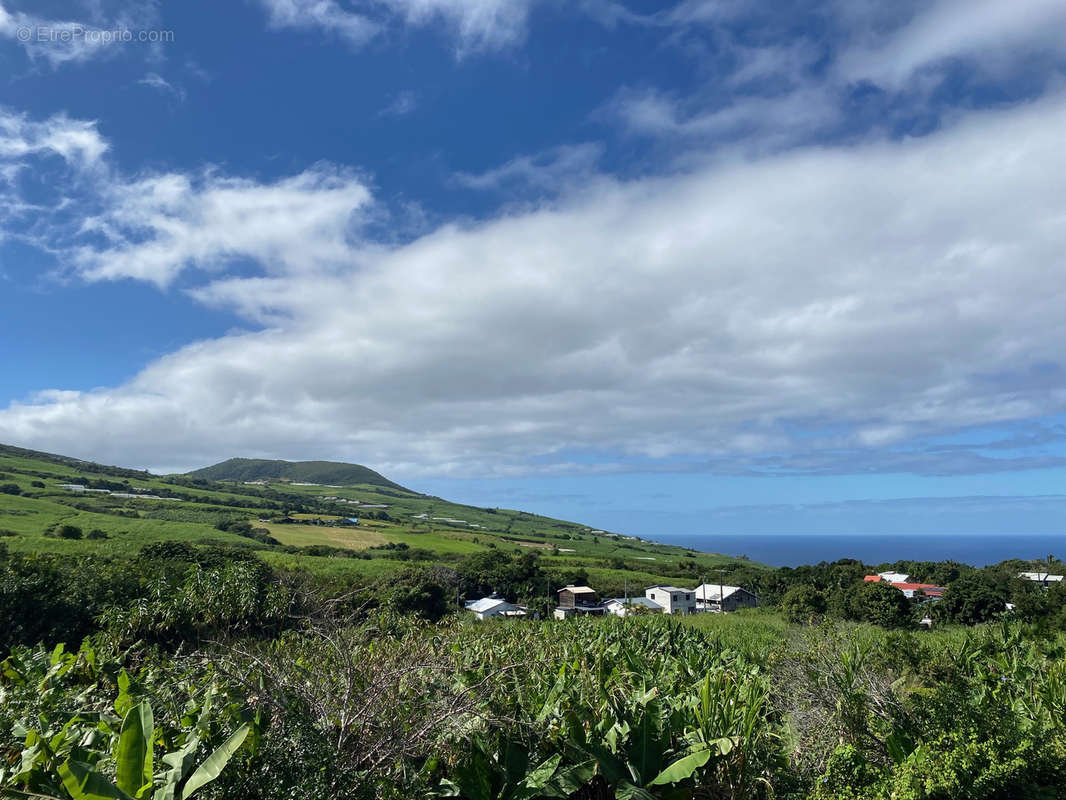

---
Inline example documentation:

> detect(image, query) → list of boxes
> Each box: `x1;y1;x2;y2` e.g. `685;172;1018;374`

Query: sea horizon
649;532;1066;568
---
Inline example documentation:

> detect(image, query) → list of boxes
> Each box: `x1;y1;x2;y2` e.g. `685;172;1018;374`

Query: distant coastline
650;532;1066;568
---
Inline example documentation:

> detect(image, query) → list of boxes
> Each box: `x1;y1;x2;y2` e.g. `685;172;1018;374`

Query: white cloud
256;0;537;53
0;109;108;168
377;90;418;117
0;1;156;67
5;97;1066;478
382;0;535;52
138;72;186;102
258;0;379;47
72;167;374;287
455;143;603;192
838;0;1066;87
609;85;841;151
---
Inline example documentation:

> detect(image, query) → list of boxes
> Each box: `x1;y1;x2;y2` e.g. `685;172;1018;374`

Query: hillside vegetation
0;442;754;596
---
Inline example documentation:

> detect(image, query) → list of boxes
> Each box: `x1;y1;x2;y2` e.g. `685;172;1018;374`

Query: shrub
55;524;83;540
781;584;827;624
0;483;21;495
841;581;913;628
86;528;109;540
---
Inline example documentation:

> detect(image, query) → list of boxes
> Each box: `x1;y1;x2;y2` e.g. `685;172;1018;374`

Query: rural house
864;577;945;602
554;585;605;618
604;597;663;617
1019;572;1064;588
694;584;759;613
465;595;526;620
557;585;600;608
645;586;696;615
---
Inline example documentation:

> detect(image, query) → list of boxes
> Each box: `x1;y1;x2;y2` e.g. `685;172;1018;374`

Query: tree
780;584;826;624
842;581;912;628
938;574;1008;625
384;571;449;621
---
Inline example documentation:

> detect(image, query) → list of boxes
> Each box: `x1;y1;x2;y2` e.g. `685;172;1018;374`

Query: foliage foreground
1;611;1065;800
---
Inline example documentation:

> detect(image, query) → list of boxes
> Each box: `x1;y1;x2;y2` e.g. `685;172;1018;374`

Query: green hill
186;458;410;491
0;442;762;594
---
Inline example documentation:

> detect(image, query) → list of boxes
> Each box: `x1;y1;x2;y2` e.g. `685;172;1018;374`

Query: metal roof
465;597;512;613
606;597;661;609
695;584;745;601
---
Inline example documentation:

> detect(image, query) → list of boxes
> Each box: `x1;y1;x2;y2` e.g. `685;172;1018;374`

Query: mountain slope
187;458;410;492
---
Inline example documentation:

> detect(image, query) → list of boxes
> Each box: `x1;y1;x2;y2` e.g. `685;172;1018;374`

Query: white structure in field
694;584;759;613
464;596;526;620
604;597;663;617
1019;572;1064;587
877;571;910;584
645;586;696;615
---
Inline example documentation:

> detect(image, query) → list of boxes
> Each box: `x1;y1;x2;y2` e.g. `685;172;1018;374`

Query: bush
0;483;21;495
55;524;83;540
86;528;109;540
781;584;827;624
840;581;913;628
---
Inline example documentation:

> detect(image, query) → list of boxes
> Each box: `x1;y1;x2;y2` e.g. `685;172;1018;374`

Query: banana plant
3;697;251;800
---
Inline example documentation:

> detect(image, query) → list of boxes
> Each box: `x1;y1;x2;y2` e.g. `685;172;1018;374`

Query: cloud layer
3;95;1066;477
257;0;538;54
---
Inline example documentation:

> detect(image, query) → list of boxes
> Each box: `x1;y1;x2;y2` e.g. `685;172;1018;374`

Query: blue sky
2;0;1066;539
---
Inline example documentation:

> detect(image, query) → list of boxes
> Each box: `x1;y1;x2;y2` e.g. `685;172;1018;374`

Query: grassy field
0;443;766;590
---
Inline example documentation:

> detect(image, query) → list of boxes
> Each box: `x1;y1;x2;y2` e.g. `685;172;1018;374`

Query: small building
1019;572;1064;588
465;596;525;620
892;583;945;601
645;586;696;615
554;585;605;618
877;571;910;583
558;585;600;609
604;597;663;617
866;572;911;584
694;584;759;613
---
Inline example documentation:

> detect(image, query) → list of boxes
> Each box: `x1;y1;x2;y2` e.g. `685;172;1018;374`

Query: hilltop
187;457;409;492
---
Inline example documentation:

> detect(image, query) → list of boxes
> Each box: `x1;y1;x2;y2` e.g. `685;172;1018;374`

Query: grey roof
465;597;512;613
646;585;692;594
695;584;750;601
606;597;662;609
1019;572;1064;582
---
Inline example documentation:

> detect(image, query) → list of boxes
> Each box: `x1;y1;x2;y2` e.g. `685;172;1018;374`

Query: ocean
649;533;1066;568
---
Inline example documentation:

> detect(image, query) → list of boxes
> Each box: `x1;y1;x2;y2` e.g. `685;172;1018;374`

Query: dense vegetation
2;548;1065;800
1;443;1065;798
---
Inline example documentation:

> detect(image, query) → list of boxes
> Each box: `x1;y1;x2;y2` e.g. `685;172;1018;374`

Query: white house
694;584;759;613
645;586;696;615
877;571;910;584
1019;572;1064;587
464;596;525;620
604;597;663;617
